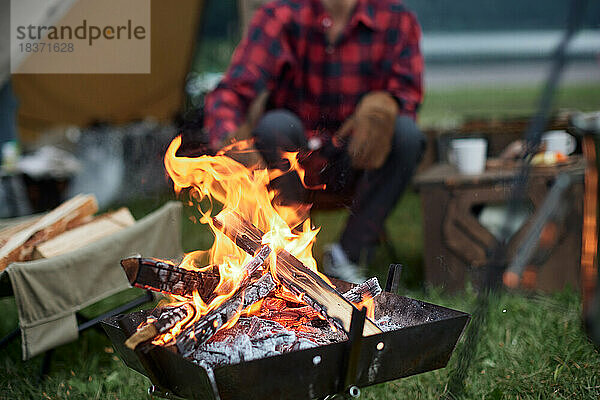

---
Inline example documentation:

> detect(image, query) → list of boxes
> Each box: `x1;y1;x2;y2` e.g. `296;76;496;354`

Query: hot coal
190;317;301;367
177;273;276;357
188;315;346;368
145;273;383;368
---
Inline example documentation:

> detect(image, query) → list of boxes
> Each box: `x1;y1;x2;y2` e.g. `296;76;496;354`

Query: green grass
1;83;600;399
2;188;598;399
419;83;600;128
362;288;600;399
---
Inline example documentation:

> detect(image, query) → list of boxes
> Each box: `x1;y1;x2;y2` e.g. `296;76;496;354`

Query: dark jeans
253;109;426;263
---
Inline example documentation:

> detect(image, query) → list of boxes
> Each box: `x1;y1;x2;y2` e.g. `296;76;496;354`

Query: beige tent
11;0;204;144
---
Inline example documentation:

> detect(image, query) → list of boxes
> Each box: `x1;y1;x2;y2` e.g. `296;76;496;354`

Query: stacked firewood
121;212;384;368
0;194;136;269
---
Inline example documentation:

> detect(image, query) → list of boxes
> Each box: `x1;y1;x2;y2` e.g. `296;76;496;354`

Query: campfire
103;136;469;399
121;136;384;363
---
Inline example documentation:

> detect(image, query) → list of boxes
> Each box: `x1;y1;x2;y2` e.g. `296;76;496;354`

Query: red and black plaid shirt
204;0;424;148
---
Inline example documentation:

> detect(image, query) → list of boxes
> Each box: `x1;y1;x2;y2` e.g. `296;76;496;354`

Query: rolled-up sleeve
204;6;292;148
386;11;423;120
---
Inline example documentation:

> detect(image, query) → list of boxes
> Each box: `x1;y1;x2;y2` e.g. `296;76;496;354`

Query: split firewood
177;272;276;357
275;249;381;335
0;194;98;270
0;215;42;249
120;256;220;301
124;304;191;350
235;244;272;285
34;207;135;259
342;277;382;304
258;296;323;320
212;211;383;336
211;211;263;256
125;245;272;352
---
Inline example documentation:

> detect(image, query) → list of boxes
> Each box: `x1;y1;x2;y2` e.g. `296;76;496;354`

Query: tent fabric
12;0;204;145
1;0;77;86
0;201;182;360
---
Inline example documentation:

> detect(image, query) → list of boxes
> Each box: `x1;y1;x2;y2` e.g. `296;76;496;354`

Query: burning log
275;250;381;335
120;257;220;301
227;278;382;332
213;211;383;336
177;272;276;357
125;245;272;352
342;277;382;303
124;304;190;350
258;279;381;322
211;211;262;256
256;296;324;329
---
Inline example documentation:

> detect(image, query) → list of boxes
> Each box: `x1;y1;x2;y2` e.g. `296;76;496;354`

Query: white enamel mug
449;138;488;175
541;130;576;155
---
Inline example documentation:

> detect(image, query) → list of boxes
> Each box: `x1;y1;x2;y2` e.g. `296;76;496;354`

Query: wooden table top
414;155;586;187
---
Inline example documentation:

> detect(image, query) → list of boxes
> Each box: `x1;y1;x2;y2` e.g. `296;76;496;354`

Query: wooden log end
124;323;159;350
120;257;141;284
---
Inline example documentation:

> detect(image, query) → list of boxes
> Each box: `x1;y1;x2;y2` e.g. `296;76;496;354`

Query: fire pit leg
340;306;367;398
116;317;174;397
385;264;403;294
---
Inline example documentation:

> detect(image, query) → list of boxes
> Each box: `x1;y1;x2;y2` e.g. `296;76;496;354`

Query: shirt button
326;45;334;54
322;17;332;28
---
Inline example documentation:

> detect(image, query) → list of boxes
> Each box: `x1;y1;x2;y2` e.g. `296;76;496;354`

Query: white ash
375;296;447;331
189;316;334;368
375;311;438;332
176;274;276;357
375;315;415;332
375;315;396;331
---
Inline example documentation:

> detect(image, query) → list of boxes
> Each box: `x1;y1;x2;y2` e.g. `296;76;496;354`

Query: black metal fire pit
102;272;469;400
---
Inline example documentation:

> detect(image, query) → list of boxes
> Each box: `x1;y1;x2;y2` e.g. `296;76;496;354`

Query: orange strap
581;136;598;313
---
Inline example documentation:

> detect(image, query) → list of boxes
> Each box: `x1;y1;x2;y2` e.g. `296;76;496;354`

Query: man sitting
202;0;426;282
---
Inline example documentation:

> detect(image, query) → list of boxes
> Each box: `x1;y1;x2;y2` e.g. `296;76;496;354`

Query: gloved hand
335;91;398;170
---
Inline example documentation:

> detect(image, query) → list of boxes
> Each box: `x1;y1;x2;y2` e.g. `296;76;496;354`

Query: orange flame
355;296;375;320
151;136;331;344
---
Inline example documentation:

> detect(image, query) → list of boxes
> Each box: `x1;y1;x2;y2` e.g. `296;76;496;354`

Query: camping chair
0;289;154;377
1;0;205;374
0;202;182;376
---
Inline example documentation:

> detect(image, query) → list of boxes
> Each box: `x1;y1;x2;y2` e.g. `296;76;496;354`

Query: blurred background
1;0;599;398
2;0;599;215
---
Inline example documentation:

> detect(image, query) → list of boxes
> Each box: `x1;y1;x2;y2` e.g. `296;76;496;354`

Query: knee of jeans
253;109;305;151
393;115;426;161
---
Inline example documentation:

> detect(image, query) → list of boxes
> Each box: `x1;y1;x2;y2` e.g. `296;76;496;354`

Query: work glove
335;91;399;170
